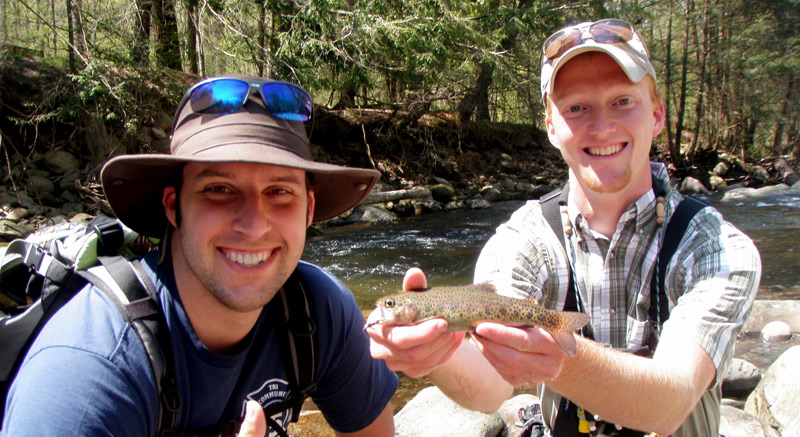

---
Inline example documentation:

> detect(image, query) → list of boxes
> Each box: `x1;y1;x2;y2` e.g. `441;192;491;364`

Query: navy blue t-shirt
2;252;397;436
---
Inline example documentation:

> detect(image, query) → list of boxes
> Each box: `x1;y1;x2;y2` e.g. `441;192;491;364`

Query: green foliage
3;0;800;162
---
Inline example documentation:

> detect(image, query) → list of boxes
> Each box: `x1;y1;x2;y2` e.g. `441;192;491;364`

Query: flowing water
301;189;800;408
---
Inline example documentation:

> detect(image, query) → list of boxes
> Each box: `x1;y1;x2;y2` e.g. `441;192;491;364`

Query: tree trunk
184;0;198;74
672;1;691;169
152;0;181;70
772;76;796;155
66;0;76;72
131;0;151;65
457;61;494;124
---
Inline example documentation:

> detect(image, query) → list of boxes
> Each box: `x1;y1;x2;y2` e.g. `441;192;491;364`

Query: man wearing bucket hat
367;19;760;436
3;76;397;436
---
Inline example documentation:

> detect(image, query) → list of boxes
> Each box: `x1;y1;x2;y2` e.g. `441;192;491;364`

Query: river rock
430;184;456;202
334;205;397;224
5;207;29;222
761;321;793;342
743;300;800;333
709;175;727;190
394;386;504;437
480;186;502;202
43;150;79;174
680;176;711;194
719;404;766;437
745;346;800;436
722;358;762;399
27;175;55;195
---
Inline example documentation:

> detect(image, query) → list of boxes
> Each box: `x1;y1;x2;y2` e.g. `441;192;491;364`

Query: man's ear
306;190;316;228
652;100;666;138
546;116;560;149
163;186;178;227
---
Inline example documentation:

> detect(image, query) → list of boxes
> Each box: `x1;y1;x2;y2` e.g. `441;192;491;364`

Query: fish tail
548;312;590;356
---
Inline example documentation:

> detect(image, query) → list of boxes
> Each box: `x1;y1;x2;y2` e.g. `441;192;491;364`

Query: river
301;188;800;409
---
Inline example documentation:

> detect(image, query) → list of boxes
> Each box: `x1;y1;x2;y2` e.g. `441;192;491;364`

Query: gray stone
6;207;28;222
761;321;793;342
722;358;762;399
430;184;456;202
719;404;765;437
680;176;710;194
745;346;800;436
43;150;80;174
151;127;168;139
394;386;504;437
743;300;800;333
27;175;55;195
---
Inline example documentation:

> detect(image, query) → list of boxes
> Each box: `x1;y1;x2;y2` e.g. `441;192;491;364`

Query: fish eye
384;298;395;308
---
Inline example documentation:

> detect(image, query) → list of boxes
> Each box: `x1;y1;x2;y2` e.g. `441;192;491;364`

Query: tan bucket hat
101;76;380;238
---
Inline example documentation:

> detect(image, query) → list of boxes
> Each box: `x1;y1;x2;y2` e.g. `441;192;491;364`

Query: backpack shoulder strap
539;184;582;314
650;195;709;325
267;269;318;421
81;257;180;436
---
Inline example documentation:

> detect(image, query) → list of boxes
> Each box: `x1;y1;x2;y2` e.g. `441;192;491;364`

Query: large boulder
394;386;504;437
745;346;800;436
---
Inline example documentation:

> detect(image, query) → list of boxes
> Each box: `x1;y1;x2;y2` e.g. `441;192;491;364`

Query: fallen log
774;157;800;186
362;187;431;205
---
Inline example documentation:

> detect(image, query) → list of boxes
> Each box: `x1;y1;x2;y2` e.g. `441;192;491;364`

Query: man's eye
617;97;631;106
567;104;583;113
206;185;230;194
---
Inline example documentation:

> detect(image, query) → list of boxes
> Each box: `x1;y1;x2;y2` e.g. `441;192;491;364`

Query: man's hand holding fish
365;267;580;413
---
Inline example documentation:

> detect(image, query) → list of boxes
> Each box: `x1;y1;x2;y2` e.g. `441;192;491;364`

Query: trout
367;283;590;356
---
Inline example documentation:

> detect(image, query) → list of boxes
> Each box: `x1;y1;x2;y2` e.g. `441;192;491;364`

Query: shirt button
609;307;617;315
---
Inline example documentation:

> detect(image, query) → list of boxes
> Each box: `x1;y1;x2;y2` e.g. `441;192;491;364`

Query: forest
1;0;799;188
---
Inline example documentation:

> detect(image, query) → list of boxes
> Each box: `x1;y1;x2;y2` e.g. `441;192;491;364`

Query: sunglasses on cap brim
172;77;314;133
542;19;641;62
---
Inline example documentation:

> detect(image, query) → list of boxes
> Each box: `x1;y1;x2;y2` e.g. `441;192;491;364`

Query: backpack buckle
91;220;125;256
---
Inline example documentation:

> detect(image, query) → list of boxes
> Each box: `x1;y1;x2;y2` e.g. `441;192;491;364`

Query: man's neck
570;176;652;240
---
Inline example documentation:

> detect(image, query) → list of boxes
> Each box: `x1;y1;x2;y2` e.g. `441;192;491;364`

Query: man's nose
587;108;617;137
233;195;272;236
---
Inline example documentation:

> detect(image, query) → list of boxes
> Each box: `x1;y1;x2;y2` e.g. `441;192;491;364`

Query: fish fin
473;282;498;293
549;312;591;356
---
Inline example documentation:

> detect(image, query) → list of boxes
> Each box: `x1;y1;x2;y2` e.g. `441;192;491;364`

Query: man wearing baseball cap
4;76;397;436
368;19;760;436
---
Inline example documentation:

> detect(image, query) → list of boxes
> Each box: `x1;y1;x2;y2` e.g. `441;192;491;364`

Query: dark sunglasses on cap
542;19;638;62
172;77;313;133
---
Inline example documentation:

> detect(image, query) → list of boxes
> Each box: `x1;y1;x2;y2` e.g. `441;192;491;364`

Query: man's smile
585;143;626;156
221;248;273;268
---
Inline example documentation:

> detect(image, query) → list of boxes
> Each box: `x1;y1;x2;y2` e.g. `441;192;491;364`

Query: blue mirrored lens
260;83;313;122
190;79;250;114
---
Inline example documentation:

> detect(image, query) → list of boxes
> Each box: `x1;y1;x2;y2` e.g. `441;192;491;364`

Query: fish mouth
221;248;272;268
585;142;626;156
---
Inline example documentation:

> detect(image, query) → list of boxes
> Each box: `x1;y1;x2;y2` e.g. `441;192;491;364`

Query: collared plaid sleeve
658;206;761;377
474;200;570;311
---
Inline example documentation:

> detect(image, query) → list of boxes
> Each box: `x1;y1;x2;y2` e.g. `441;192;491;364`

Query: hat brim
541;41;656;97
101;149;380;238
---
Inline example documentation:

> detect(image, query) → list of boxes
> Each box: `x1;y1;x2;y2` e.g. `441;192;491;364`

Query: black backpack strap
271;269;318;422
81;257;180;437
649;195;709;327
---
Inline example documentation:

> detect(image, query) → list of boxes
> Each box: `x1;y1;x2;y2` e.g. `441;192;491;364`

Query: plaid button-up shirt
474;163;761;375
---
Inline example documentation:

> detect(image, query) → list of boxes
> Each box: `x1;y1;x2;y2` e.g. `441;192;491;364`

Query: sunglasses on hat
171;77;313;133
542;19;642;62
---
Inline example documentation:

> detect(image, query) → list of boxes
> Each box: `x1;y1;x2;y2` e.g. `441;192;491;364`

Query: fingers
471;323;567;386
403;267;428;291
368;319;464;378
237;400;267;437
